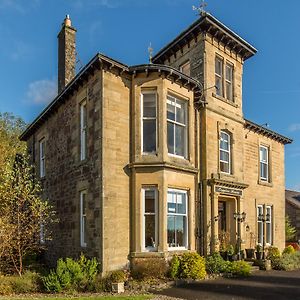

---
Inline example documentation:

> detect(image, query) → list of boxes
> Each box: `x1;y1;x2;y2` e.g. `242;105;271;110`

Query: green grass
7;296;152;300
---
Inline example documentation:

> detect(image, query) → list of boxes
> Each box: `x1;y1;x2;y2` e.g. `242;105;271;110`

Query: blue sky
0;0;299;190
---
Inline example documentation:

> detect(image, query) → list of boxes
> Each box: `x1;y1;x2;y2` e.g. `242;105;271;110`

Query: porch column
210;186;219;253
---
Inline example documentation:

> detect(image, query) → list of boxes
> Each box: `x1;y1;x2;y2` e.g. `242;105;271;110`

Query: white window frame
225;62;234;101
141;92;157;154
257;205;263;245
80;101;87;161
215;56;224;97
179;61;191;76
142;187;158;252
39;138;45;178
167;189;188;251
167;95;188;159
80;190;87;248
266;205;273;245
259;146;269;181
219;131;231;174
40;221;45;244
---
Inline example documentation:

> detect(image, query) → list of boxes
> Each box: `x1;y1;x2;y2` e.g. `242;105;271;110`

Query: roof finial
192;0;207;16
148;42;153;64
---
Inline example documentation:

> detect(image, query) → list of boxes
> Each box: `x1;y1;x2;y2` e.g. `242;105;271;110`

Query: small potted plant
255;244;263;260
245;232;256;259
110;270;126;293
219;231;229;260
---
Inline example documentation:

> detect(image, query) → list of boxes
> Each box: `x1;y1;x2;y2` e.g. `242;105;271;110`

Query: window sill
212;93;238;108
168;247;188;251
168;153;188;160
258;179;273;187
219;172;236;180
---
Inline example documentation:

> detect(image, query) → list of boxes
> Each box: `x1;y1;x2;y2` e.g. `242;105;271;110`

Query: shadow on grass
156;270;300;300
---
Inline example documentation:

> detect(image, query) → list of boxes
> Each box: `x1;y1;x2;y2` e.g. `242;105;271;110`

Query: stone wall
27;71;103;266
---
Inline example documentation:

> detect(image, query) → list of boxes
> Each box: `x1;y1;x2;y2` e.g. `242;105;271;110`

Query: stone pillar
210;186;219;253
58;15;77;93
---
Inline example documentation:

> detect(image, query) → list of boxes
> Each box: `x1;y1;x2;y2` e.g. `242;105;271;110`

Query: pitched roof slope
286;189;300;209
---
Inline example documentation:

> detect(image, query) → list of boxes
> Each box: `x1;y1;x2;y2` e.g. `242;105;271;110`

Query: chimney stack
57;15;77;93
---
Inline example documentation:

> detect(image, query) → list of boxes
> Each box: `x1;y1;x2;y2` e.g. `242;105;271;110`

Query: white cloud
26;79;57;105
288;123;300;132
292;183;300;192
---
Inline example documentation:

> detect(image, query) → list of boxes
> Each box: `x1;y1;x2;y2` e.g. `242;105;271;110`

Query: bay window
167;189;188;249
167;95;187;158
142;92;157;153
142;187;157;251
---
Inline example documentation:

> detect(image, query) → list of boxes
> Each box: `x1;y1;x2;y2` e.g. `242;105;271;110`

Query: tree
285;215;297;242
0;113;55;275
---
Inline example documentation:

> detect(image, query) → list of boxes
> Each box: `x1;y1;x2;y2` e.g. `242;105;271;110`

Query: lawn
3;296;152;300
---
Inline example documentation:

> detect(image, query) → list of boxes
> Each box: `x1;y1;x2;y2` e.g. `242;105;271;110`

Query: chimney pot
64;14;72;27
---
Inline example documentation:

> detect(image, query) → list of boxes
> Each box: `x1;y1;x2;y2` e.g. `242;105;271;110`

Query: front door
218;201;226;232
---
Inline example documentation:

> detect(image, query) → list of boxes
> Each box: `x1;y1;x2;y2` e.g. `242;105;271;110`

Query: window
215;56;234;101
142;187;157;251
179;61;191;76
215;57;223;97
80;190;87;247
40;221;45;244
167;189;188;249
257;205;273;246
167;95;187;158
142;92;157;153
80;101;87;161
39;138;45;178
225;63;233;101
219;131;231;174
257;205;263;245
259;146;269;181
266;206;272;245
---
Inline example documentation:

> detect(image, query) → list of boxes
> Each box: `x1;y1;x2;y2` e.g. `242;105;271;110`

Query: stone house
286;189;300;241
20;12;292;273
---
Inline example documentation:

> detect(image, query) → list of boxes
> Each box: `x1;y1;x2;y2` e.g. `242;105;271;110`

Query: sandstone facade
21;12;292;273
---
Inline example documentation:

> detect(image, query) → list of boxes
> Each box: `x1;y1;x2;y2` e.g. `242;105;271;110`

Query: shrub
205;252;227;274
42;254;98;293
109;270;127;283
179;253;206;280
282;245;295;255
131;258;167;280
0;271;41;295
274;251;300;271
266;246;280;260
168;255;180;279
230;261;251;277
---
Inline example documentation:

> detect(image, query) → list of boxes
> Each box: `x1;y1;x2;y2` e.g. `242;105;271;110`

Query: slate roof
286;189;300;209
